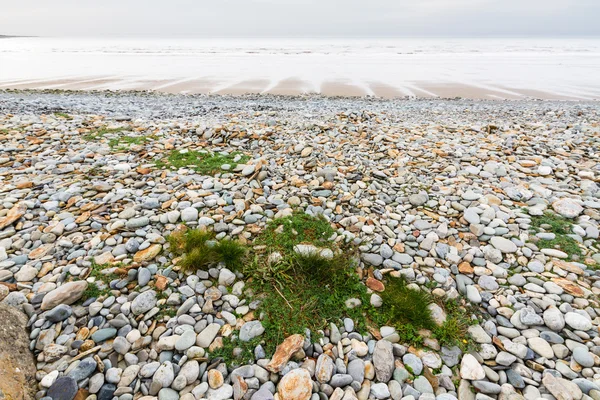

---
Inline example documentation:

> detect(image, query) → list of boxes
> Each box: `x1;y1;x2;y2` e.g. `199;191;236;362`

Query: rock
277;368;312;400
564;312;592;331
45;304;72;322
67;357;97;381
373;340;394;383
460;354;485;380
553;198;583;218
409;194;428;206
47;376;78;400
542;373;583;400
371;383;391;399
0;203;26;230
266;334;304;373
181;207;199;222
0;304;37;399
315;354;334;383
133;244;162;262
572;347;594;367
239;321;265;342
14;265;37;282
414;376;434;394
41;281;88;310
543;307;565;331
196;323;221;348
490;237;517;253
175;330;196;351
131;290;157;315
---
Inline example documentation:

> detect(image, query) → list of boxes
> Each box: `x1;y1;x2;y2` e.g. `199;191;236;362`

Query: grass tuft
376;275;435;331
168;228;246;273
432;299;477;351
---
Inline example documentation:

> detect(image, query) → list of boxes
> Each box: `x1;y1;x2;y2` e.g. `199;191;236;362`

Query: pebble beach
1;90;600;400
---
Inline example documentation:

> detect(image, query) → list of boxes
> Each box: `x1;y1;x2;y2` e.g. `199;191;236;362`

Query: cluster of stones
0;94;599;400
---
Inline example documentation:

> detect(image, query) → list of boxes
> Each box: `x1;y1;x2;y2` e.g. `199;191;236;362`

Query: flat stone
41;281;88;310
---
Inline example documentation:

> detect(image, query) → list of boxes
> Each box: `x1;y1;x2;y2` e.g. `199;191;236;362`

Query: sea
1;37;599;99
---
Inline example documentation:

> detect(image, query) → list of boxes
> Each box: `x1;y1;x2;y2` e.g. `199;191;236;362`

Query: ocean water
0;37;599;99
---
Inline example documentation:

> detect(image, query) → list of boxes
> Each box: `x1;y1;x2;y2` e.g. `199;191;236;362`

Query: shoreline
0;79;596;100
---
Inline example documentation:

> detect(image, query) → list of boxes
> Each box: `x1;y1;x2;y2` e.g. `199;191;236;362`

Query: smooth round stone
572;347;595;367
175;330;197;351
45;304;72;323
402;354;423;375
565;312;593;331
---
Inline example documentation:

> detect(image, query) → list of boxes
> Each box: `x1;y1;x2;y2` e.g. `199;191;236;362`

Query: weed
257;213;336;253
108;135;153;151
248;250;369;354
156;306;177;320
155;150;249;175
433;299;477;351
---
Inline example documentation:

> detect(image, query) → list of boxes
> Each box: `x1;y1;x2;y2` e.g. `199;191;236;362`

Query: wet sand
2;76;598;100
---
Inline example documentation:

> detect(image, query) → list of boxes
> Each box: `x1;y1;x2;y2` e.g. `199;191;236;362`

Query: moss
257;212;336;253
155;150;249;175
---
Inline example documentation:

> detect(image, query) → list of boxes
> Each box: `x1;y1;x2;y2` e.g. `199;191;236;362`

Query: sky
1;0;599;38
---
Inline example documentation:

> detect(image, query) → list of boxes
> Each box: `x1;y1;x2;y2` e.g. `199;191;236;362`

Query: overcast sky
2;0;599;38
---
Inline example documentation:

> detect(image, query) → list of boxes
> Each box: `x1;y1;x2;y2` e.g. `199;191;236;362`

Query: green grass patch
257;213;336;253
168;229;246;273
530;212;582;260
210;336;263;365
538;235;583;260
54;112;73;120
245;252;369;355
83;126;132;141
432;299;477;351
155;150;249;175
108;135;155;151
530;212;573;235
80;262;123;301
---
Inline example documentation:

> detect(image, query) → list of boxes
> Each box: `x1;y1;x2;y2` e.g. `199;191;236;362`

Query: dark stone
46;304;72;323
47;376;78;400
97;383;117;400
67;357;97;381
